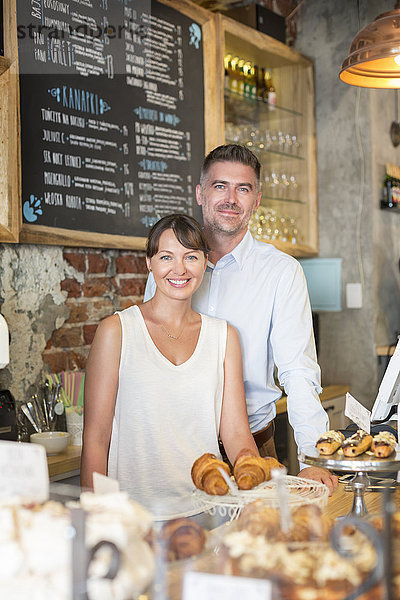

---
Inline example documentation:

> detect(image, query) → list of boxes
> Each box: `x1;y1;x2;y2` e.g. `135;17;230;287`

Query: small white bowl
30;431;71;455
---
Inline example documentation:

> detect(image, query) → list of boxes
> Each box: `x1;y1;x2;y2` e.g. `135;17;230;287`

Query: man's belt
253;421;275;447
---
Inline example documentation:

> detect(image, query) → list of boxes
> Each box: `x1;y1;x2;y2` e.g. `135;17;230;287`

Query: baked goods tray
192;475;329;520
299;448;400;472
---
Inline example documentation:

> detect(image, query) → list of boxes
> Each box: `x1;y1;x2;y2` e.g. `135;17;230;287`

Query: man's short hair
200;144;261;188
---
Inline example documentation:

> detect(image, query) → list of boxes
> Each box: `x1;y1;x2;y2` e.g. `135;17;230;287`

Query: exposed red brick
69;350;89;370
42;350;69;373
116;253;147;274
115;277;146;297
63;251;86;272
83;324;98;345
52;326;83;348
119;298;136;310
61;278;82;298
86;299;114;321
88;253;109;274
82;277;111;298
65;301;89;324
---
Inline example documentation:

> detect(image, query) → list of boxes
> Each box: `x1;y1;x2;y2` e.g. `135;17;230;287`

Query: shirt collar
207;229;254;270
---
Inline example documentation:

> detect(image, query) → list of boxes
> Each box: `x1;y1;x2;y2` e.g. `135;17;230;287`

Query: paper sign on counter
182;572;272;600
345;393;371;433
0;440;49;502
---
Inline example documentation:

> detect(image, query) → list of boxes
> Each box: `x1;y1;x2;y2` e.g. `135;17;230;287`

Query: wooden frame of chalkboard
5;0;219;249
0;0;20;243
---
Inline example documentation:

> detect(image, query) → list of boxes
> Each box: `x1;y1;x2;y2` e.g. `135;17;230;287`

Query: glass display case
216;14;318;257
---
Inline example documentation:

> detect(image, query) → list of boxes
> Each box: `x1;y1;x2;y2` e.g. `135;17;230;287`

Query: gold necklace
150;300;185;341
160;322;184;340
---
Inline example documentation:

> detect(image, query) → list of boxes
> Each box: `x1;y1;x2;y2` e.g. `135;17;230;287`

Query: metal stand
349;471;370;517
298;449;400;517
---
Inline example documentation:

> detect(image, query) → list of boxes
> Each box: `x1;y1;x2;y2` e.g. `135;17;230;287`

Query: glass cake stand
298;449;400;517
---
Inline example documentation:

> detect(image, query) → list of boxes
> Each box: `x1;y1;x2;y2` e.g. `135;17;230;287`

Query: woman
81;214;258;519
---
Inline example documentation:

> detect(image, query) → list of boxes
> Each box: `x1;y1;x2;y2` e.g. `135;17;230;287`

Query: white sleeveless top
108;304;227;520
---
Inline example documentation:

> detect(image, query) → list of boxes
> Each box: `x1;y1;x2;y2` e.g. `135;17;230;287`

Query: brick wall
42;247;148;372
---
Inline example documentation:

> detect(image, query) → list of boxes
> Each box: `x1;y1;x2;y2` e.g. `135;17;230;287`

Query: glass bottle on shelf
224;53;232;92
237;58;246;96
229;55;240;94
243;61;252;97
249;64;258;99
257;66;266;99
264;70;277;109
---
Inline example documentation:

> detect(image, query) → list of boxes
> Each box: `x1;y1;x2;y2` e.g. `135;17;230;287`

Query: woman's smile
167;278;190;287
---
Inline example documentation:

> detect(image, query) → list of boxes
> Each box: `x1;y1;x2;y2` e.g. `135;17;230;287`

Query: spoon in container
21;404;40;433
26;400;42;433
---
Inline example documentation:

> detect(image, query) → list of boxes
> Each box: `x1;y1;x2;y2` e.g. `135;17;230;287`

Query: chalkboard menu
16;0;208;245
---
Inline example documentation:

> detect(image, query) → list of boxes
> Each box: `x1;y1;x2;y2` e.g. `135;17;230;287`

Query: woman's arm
219;324;259;464
80;314;122;489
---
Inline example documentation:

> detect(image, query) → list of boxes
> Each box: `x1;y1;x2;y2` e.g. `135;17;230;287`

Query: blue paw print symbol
23;194;43;223
189;23;201;49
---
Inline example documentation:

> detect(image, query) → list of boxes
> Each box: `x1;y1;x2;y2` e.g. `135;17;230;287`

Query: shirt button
209;306;215;311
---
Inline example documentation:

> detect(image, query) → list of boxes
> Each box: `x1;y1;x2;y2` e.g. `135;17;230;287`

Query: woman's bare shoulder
94;314;121;341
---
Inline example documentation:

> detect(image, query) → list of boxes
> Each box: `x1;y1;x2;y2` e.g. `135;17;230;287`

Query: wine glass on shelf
291;135;300;155
280;173;290;199
284;133;293;153
264;130;272;150
289;175;298;200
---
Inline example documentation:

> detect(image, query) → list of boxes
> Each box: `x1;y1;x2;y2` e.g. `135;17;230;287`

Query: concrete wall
0;245;147;404
295;0;400;407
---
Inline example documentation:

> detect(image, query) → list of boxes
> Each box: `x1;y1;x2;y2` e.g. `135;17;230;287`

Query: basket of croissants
191;448;283;495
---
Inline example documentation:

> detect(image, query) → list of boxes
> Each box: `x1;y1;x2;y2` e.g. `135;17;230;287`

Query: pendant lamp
340;1;400;88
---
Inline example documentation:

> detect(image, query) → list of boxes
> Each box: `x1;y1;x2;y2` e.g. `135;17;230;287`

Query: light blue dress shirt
144;230;328;456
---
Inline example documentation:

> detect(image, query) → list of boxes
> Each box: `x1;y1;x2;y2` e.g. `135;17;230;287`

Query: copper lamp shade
340;3;400;88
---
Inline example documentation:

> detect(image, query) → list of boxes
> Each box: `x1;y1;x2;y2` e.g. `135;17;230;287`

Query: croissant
237;500;281;538
191;453;231;495
233;448;283;490
286;505;333;542
160;518;206;561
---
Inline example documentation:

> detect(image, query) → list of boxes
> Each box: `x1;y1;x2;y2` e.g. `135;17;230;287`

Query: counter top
377;344;396;357
47;444;81;478
275;384;350;415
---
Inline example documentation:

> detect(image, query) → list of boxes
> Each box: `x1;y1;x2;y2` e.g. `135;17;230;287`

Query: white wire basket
192;475;329;521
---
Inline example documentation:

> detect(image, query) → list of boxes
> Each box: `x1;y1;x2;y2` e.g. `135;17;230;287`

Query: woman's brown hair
146;214;209;259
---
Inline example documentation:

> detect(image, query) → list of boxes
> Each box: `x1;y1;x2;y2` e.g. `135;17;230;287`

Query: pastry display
156;518;206;561
233;448;284;490
0;492;155;600
236;500;333;542
219;527;377;600
371;431;397;458
191;453;231;495
316;430;345;455
341;430;373;457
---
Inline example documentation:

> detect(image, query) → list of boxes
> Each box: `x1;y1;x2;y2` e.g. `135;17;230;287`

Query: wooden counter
47;444;81;479
275;384;350;415
377;344;396;357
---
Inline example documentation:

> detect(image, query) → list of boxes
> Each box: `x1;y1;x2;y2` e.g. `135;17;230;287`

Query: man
145;144;338;493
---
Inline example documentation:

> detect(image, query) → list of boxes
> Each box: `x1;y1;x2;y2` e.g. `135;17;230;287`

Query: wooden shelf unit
217;14;318;257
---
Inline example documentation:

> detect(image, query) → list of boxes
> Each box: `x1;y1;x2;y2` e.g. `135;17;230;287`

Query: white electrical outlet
346;283;363;308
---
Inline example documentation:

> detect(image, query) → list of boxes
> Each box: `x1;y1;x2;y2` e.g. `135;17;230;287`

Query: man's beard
207;203;254;236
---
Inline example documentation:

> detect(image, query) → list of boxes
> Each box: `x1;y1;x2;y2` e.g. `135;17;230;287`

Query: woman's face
147;229;207;300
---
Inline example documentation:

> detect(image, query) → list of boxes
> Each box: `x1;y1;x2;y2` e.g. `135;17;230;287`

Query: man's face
196;161;261;236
